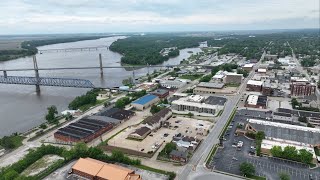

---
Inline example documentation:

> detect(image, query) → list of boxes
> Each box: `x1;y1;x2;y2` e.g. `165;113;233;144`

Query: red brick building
246;80;263;92
54;119;113;143
290;82;316;96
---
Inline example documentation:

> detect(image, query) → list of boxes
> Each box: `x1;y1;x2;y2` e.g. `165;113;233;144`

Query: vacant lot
21;155;64;176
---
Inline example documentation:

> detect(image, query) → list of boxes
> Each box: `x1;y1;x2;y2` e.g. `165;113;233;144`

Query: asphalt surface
210;113;320;180
177;52;266;180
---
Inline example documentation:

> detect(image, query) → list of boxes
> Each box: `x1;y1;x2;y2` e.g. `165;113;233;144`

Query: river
0;36;202;137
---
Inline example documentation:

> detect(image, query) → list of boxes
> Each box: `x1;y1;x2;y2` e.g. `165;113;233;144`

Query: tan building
128;126;151;140
224;73;243;84
194;82;224;94
242;64;254;71
72;158;141;180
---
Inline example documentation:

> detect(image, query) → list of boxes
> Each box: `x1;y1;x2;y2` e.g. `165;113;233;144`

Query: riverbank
0;36;110;62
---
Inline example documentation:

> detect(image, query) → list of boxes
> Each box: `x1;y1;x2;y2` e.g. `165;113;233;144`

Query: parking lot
109;116;213;154
209;110;320;180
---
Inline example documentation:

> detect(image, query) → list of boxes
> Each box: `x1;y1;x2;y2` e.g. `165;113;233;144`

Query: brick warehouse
54;118;113;143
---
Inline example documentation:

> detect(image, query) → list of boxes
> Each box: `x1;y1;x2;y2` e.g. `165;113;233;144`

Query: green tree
115;97;131;109
45;105;58;124
4;169;19;180
148;76;152;82
299;149;313;164
279;172;290;180
159;142;177;158
239;162;255;176
256;131;265;140
187;112;194;118
122;77;133;86
0;136;15;149
283;146;298;160
71;142;89;158
298;116;308;123
150;105;161;114
291;98;301;109
270;146;283;157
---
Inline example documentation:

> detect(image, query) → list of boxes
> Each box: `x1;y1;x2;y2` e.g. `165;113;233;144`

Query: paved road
177;52;265;180
289;44;320;103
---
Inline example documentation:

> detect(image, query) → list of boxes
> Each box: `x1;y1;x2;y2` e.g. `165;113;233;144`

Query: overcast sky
0;0;319;34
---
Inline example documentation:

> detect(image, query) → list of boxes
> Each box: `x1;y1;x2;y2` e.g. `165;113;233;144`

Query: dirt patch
21;155;64;177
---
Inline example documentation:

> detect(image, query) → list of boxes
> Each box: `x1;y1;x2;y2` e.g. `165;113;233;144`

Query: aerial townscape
0;1;319;180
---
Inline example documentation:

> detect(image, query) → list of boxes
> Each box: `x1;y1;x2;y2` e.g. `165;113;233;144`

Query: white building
160;80;186;89
171;95;224;116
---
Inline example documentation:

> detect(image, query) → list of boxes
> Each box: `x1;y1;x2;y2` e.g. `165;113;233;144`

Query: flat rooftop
261;138;316;158
248;119;320;145
131;94;158;105
204;96;227;106
197;82;224;89
247;80;263;86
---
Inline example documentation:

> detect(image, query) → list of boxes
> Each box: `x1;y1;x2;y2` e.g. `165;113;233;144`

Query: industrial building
150;89;169;99
246;119;320;147
71;158;141;180
98;108;135;120
171;95;225;116
245;95;267;109
159;80;186;89
54;118;113;143
131;94;160;110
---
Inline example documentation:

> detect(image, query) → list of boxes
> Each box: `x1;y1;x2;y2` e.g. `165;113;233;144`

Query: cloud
0;0;318;34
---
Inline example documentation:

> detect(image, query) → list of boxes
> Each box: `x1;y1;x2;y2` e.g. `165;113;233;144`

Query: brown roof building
72;158;141;180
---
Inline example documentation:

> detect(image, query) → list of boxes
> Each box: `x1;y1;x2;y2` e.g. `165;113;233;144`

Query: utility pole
3;71;7;78
132;69;136;85
33;55;40;93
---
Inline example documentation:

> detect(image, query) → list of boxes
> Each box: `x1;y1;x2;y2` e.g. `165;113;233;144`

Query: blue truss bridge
0;76;95;88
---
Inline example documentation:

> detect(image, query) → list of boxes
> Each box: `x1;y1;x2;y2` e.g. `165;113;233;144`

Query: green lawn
179;74;203;80
225;83;240;87
219;108;236;138
205;145;218;165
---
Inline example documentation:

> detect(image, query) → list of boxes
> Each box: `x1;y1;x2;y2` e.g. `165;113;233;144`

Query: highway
177;52;265;180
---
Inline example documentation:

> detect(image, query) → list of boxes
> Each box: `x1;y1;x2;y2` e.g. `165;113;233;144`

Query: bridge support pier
33;56;41;93
3;71;7;78
99;53;103;77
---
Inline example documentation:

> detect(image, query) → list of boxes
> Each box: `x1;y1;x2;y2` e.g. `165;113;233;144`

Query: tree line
0;36;107;62
0;143;141;180
68;89;100;110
